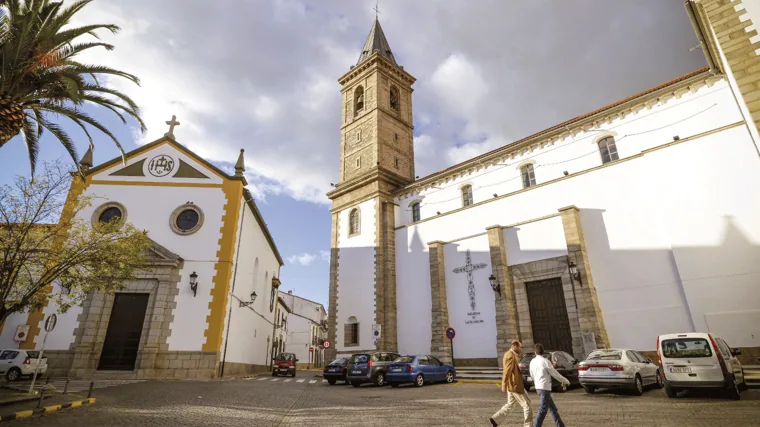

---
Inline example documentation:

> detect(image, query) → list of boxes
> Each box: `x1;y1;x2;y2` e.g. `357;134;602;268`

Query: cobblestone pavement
2;378;144;393
11;373;760;426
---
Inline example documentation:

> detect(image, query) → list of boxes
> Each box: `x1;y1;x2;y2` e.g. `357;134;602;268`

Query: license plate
352;370;362;374
279;368;288;371
590;368;607;372
527;376;532;382
392;368;402;372
329;368;336;372
670;367;692;373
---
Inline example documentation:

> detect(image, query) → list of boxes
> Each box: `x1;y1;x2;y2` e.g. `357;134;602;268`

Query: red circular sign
446;328;456;340
309;347;314;352
322;339;332;349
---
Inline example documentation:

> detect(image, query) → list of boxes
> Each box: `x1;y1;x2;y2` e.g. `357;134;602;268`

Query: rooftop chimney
288;290;292;294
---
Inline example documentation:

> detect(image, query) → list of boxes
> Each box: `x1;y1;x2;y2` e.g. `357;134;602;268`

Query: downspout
220;201;246;378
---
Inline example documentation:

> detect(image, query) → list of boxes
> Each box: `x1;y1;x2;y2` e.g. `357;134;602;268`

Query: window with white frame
411;201;421;222
461;185;473;207
521;164;536;188
598;136;619;164
349;208;360;236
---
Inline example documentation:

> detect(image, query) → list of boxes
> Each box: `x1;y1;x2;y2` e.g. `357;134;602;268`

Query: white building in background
279;291;328;368
326;1;760;367
0;133;285;379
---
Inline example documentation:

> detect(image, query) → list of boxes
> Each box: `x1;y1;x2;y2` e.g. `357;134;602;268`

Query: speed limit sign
323;339;332;349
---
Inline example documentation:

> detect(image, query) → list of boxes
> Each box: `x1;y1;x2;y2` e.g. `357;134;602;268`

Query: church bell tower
326;18;416;360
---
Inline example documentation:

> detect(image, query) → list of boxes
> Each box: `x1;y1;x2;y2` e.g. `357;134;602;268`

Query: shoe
489;418;498;427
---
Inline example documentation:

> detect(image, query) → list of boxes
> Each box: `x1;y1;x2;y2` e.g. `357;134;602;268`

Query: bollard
87;381;94;399
45;375;50;385
63;378;70;394
36;387;45;409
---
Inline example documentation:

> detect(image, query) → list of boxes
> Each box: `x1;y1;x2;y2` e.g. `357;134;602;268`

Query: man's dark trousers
533;389;565;427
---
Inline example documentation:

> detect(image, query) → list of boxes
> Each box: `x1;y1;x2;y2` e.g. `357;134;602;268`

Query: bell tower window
390;86;400;112
354;86;365;115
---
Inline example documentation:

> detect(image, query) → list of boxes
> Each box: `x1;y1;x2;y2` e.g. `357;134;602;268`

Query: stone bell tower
325;18;416;360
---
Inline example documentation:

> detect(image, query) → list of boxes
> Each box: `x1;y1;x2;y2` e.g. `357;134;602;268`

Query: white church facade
326;0;760;367
0;130;285;379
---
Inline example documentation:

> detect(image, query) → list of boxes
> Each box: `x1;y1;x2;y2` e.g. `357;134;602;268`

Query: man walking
489;340;532;427
528;343;570;427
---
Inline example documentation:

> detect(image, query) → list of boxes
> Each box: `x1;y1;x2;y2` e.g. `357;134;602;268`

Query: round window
176;209;200;231
98;206;122;224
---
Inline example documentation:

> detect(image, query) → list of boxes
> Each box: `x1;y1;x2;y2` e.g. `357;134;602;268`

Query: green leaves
0;0;143;175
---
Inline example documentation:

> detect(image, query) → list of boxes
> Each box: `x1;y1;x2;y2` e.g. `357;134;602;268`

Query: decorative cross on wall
165;115;181;138
453;249;487;312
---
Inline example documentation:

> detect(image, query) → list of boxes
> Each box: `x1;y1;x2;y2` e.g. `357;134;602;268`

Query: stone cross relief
452;249;487;319
165;115;180;138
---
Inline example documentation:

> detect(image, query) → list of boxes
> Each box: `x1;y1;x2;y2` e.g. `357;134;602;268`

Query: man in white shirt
528;343;569;427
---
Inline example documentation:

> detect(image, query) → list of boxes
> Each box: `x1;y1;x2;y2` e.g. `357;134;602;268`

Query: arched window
461;185;473;207
411;201;421;222
521;164;536;188
598;136;619;164
345;316;359;346
390;86;400;111
269;273;276;313
349;208;360;236
253;258;259;294
354;86;364;115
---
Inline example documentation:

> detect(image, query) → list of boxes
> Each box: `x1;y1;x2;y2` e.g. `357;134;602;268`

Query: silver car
578;348;662;395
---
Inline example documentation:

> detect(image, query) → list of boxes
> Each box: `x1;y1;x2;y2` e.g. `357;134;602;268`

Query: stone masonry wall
428;241;452;364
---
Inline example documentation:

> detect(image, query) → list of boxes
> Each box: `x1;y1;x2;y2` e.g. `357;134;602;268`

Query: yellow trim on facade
89;180;223;188
202;179;244;353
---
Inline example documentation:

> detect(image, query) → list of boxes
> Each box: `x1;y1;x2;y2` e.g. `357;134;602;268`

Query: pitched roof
357;18;397;66
243;188;284;266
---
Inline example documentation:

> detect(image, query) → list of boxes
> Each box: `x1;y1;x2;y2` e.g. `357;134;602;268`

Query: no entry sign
446;327;456;340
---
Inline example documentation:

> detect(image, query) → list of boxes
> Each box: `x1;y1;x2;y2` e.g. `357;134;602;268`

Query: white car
0;349;48;381
657;332;746;400
578;348;661;395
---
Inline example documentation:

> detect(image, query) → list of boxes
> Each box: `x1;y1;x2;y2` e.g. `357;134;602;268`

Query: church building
326;0;760;367
0;122;285;379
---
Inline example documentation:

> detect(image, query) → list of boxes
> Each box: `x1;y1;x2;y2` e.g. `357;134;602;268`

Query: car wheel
351;381;361;388
739;370;748;392
654;371;663;389
414;374;425;387
292;372;296;377
445;371;455;384
632;374;644;396
272;372;277;377
5;368;21;382
390;383;399;388
582;385;596;394
664;386;678;398
727;377;741;401
328;379;336;385
374;372;385;387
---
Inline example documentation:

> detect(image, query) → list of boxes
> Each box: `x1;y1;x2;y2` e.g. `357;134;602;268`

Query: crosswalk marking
284;379;292;382
297;379;305;383
309;380;317;384
271;378;279;382
257;378;268;381
322;380;327;383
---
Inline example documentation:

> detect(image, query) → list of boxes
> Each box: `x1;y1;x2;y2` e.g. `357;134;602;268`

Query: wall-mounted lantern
488;274;502;297
568;261;582;286
240;291;257;308
189;271;198;297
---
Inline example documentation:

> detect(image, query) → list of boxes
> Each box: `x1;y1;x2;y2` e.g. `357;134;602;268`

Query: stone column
558;206;610;349
326;212;340;362
486;226;521;367
428;241;452;364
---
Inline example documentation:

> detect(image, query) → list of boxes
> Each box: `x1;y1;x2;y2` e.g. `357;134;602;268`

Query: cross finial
373;0;380;18
165;115;180;139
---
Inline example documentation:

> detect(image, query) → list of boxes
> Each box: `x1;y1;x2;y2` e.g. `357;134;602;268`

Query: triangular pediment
143;238;183;267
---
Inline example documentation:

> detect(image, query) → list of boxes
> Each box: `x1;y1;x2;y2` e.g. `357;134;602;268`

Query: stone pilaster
326;212;339;362
486;226;520;367
558;206;610;349
428;241;452;364
373;199;398;352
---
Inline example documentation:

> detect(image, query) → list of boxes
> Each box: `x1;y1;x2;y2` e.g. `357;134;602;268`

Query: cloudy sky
0;0;705;306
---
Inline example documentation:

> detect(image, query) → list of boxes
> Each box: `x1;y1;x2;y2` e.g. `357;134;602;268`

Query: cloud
320;250;331;262
67;0;703;203
287;253;317;266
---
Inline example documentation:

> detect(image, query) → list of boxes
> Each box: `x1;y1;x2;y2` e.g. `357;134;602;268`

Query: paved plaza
7;372;759;426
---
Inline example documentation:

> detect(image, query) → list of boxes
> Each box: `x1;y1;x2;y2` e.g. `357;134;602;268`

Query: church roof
357;18;397;66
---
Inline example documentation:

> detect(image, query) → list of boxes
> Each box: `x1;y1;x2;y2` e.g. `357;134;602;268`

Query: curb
0;398;95;422
458;379;500;385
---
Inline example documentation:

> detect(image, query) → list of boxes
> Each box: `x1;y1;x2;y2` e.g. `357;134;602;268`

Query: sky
0;0;706;307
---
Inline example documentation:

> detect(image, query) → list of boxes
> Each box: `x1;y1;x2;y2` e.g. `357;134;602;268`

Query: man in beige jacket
490;340;533;427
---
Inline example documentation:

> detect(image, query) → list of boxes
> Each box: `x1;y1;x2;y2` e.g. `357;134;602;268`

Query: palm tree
0;0;145;175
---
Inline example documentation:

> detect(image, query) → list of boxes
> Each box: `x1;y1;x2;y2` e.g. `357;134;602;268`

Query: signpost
446;327;456;367
372;324;382;346
28;314;56;395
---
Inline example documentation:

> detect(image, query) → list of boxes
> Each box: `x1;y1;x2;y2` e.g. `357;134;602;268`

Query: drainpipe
219;202;246;378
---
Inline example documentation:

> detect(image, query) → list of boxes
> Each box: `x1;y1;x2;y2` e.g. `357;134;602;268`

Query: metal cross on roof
373;0;380;18
165;115;180;138
453;249;487;313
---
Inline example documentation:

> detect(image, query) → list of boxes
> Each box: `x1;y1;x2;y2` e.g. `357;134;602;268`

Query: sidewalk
0;389;94;422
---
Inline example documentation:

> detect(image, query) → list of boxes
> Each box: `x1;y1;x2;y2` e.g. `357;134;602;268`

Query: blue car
386;355;456;387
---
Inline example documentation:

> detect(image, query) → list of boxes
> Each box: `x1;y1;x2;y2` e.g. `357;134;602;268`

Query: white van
656;333;746;400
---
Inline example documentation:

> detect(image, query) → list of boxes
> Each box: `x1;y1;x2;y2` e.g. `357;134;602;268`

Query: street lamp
568;261;582;285
189;272;198;297
240;291;257;308
488;274;502;297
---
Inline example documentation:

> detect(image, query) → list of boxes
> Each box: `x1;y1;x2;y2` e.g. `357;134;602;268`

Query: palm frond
20;114;39;175
36;113;78;165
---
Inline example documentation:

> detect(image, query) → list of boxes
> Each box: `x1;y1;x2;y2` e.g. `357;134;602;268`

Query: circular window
170;204;204;235
91;202;128;228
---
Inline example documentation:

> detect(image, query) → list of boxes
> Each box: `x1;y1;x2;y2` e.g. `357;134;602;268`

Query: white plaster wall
286;315;313;364
505;216;568;266
738;0;760;56
443;235;497;359
0;313;30;349
395;226;432;356
280;293;324;324
336;198;377;352
32;283;83;350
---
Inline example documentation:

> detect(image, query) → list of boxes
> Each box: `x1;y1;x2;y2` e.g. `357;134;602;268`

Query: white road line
309;380;317;384
322;380;327;383
297;379;305;383
271;379;279;382
257;378;268;381
284;379;292;382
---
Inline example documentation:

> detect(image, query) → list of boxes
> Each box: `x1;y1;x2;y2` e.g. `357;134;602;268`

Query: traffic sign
309;347;314;353
44;314;57;333
323;339;332;349
372;324;382;339
446;327;456;340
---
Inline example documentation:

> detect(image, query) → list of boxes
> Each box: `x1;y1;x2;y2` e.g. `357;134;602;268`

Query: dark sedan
323;358;349;385
519;350;581;391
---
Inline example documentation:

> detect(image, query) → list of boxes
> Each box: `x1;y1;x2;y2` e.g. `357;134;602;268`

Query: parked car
323;358;349;385
657;333;746;400
386;355;456;387
0;349;47;381
578;348;661;395
272;352;297;377
346;352;400;387
519;350;580;392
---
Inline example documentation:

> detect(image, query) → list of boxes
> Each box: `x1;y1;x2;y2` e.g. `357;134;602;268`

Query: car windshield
26;351;46;359
276;354;295;361
586;350;622;361
351;354;370;364
330;358;347;365
393;356;414;364
661;338;712;358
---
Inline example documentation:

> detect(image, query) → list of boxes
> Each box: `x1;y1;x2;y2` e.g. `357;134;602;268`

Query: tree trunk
0;97;25;147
